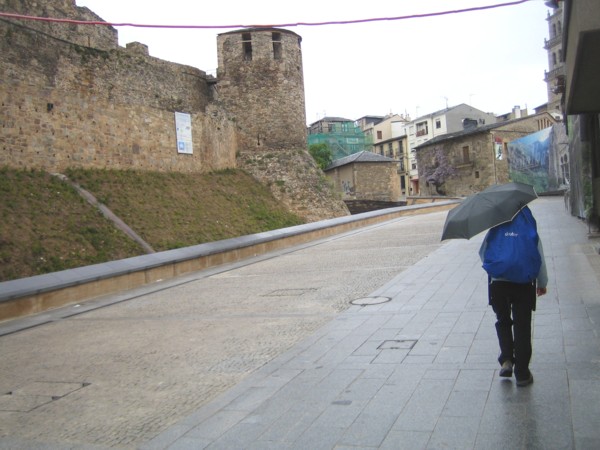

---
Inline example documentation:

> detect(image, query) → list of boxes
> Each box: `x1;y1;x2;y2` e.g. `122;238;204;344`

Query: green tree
309;143;333;170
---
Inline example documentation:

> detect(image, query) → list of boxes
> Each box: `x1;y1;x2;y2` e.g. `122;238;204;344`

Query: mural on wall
507;126;565;194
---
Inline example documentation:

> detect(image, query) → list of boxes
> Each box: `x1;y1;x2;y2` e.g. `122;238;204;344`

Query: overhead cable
0;1;531;30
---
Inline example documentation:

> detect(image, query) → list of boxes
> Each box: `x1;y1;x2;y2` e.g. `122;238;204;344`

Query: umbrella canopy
441;182;538;241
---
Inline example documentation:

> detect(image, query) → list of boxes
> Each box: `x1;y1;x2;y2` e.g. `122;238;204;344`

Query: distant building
415;112;557;196
307;117;372;159
354;115;385;146
406;104;498;194
324;151;403;213
367;114;411;197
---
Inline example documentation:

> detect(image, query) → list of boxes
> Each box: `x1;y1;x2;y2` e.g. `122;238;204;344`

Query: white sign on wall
175;112;193;154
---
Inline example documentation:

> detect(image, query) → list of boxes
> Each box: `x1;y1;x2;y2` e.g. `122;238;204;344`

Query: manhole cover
350;296;391;306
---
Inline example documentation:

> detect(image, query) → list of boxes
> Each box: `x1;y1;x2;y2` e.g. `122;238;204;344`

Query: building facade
324;151;402;213
559;0;600;223
544;2;566;115
367;114;411;196
415;113;557;196
406;104;498;194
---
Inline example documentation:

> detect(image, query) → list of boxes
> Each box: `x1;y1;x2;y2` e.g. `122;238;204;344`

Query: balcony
544;34;562;49
544;65;565;82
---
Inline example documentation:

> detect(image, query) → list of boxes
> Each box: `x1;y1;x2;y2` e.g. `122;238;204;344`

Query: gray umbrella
441;182;538;241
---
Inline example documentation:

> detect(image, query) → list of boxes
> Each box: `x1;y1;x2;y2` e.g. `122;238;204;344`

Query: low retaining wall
0;200;459;322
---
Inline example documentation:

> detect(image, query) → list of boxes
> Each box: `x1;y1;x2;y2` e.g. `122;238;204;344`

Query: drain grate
0;381;90;413
350;296;391;306
377;340;417;350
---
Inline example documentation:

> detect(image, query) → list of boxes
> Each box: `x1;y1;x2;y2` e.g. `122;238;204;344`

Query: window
475;171;480;178
435;119;441;129
462;146;470;163
398;141;404;155
388;143;393;157
416;121;428;137
242;33;252;61
272;32;282;60
377;130;382;139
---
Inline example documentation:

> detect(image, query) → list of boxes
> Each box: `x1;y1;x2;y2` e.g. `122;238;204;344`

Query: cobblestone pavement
0;211;448;449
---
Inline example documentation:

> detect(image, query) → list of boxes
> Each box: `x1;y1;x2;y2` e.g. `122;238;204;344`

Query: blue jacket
479;236;548;289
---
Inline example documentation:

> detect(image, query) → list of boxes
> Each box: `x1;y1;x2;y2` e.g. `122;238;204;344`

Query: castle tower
216;28;307;151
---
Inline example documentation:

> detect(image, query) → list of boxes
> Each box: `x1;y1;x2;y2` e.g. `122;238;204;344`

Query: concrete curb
0;200;459;322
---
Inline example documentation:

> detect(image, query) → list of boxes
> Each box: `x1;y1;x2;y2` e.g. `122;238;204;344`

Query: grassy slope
0;167;304;282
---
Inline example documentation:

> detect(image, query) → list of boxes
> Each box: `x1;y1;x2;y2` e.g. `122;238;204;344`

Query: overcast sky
75;0;553;125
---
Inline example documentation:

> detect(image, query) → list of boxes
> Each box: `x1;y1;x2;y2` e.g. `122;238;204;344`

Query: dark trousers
489;280;536;380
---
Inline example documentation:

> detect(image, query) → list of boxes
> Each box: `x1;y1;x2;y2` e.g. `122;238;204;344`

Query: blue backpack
482;206;542;284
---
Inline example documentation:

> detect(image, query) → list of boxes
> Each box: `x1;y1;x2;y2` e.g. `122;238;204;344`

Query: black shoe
499;360;513;378
516;372;534;387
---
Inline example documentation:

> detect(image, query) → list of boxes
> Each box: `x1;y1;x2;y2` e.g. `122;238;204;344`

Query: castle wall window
272;32;282;60
242;33;252;61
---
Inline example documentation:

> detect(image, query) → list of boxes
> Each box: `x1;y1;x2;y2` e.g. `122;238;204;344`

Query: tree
420;147;457;195
308;143;333;170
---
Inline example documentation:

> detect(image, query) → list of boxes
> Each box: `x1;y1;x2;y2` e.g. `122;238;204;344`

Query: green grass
0;167;304;282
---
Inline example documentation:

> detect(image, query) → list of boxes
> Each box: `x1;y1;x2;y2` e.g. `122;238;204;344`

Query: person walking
479;206;548;387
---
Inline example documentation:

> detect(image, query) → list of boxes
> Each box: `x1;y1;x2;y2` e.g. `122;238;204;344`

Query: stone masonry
0;0;349;221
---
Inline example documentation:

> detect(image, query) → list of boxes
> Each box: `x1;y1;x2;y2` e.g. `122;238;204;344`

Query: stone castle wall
0;0;237;173
1;1;350;221
1;0;118;50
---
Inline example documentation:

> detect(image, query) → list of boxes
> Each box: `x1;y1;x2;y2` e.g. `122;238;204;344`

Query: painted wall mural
507;124;568;194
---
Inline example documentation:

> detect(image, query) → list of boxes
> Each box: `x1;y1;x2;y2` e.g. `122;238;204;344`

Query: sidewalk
141;196;600;450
